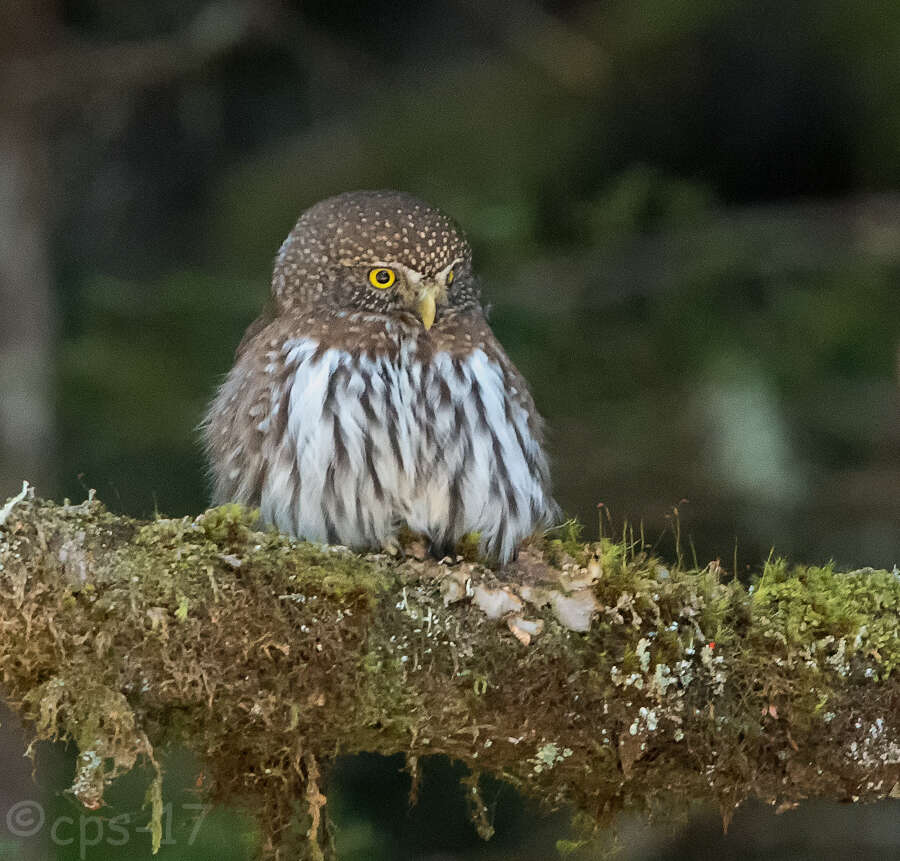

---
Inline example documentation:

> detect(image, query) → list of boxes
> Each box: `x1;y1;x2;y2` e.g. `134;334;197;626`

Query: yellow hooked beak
417;286;437;331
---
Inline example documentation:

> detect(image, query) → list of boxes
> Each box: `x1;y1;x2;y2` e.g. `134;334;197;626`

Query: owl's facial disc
367;259;460;330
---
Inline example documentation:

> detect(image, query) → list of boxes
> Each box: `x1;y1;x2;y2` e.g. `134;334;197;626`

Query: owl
203;191;557;562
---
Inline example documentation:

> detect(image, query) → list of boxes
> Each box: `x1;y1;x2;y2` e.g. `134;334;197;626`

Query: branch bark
1;489;898;859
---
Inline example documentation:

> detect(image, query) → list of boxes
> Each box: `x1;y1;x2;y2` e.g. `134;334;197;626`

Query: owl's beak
417;287;437;331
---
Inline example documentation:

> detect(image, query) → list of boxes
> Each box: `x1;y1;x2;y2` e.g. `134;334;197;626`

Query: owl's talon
381;538;401;557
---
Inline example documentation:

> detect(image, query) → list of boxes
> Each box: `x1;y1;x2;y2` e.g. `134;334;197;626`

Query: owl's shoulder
234;304;300;363
428;309;512;366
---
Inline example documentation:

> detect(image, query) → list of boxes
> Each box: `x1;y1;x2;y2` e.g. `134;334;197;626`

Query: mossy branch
1;487;899;859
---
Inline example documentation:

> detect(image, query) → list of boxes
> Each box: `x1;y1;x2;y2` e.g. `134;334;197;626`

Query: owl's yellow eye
446;268;455;285
368;267;396;289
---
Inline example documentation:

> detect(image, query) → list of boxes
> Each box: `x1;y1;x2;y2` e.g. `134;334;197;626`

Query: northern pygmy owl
203;190;557;561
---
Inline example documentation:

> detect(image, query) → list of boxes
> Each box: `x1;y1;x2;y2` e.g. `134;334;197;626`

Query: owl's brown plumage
203;190;557;561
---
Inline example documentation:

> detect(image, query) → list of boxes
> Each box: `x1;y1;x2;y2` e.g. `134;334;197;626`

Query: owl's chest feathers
244;326;550;559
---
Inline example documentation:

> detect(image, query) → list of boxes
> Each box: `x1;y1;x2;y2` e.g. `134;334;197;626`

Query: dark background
1;1;898;858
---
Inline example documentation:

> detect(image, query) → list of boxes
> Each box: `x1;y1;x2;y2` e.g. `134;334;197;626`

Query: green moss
751;559;900;676
753;560;858;640
544;518;587;563
454;531;482;561
193;503;261;544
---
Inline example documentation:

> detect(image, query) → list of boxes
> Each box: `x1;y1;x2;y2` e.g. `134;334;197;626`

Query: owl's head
272;190;479;329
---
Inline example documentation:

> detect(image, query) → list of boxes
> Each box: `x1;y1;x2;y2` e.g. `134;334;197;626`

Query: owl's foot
428;539;457;562
380;536;401;556
382;528;431;561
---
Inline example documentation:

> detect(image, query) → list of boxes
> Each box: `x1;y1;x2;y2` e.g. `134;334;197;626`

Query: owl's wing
472;323;558;513
203;314;288;507
235;301;278;358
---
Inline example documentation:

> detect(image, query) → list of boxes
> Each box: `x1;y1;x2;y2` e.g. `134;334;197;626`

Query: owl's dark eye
368;267;396;289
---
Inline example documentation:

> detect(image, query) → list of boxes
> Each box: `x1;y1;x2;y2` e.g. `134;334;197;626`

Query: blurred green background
1;0;898;858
